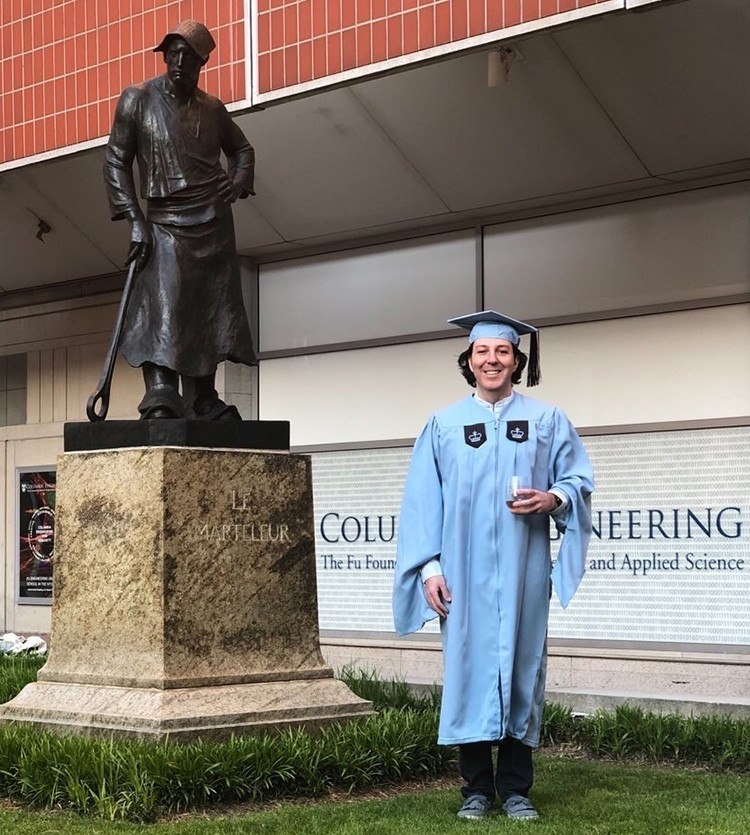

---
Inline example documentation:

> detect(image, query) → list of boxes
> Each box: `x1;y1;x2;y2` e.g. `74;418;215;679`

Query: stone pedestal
0;445;371;740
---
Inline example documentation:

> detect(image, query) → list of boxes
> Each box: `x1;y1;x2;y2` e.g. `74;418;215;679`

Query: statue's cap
154;20;216;61
448;310;541;386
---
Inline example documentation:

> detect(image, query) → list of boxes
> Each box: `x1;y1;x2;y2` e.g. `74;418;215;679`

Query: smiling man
393;310;594;822
104;20;256;420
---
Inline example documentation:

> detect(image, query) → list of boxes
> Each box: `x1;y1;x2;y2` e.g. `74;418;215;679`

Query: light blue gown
392;392;594;747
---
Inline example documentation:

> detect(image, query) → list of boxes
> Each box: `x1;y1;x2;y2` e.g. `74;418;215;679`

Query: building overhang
0;0;748;296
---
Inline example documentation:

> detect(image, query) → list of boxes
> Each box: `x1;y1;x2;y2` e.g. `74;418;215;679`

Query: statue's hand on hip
217;173;243;204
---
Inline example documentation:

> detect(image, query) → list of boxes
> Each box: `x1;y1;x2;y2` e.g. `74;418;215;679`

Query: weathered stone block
0;447;371;739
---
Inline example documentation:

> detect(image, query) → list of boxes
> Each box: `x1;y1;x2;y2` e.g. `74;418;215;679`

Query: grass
0;711;452;821
338;666;441;713
0;664;453;821
0;654;45;704
1;658;750;829
573;705;750;770
0;756;749;833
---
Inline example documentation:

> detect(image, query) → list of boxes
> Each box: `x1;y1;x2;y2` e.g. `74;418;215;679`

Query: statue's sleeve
219;104;255;197
103;87;144;222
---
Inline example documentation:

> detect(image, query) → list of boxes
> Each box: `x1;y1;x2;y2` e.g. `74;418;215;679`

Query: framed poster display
17;468;56;604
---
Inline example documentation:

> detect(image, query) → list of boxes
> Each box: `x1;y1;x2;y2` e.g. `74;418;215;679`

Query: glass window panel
259;231;476;353
483;183;750;320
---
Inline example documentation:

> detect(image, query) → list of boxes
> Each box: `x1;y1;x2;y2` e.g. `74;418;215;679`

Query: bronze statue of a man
103;20;256;421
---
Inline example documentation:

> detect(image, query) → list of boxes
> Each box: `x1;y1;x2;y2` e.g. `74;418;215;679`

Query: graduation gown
392;393;594;747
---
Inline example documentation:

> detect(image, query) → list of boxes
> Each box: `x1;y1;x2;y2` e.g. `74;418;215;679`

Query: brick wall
0;0;246;166
1;0;650;165
256;0;617;95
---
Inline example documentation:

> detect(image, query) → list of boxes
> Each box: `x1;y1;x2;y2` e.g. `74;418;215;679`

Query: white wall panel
260;339;469;446
483;183;750;319
260;305;750;447
0;296;117;354
535;305;750;427
259;231;476;352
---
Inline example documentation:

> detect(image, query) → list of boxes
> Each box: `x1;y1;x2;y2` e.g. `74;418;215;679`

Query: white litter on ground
0;633;47;656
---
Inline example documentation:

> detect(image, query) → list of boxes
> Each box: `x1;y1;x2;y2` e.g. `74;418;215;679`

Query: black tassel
527;330;541;387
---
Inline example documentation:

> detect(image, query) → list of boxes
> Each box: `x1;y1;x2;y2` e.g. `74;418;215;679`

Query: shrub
0;711;452;821
0;660;452;821
0;655;45;704
577;705;750;771
338;666;441;713
1;657;750;821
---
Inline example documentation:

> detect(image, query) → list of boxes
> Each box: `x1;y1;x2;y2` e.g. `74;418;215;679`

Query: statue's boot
191;372;242;421
138;363;187;420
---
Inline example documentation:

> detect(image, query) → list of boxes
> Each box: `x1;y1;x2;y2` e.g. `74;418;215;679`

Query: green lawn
1;755;748;834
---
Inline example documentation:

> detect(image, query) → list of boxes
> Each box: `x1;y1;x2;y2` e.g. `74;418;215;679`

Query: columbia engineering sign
311;426;750;647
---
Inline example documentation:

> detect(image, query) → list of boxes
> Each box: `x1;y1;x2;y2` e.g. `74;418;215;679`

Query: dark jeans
459;737;533;802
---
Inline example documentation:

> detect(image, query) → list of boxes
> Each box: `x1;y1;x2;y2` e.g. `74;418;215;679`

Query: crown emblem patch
464;423;487;448
506;421;529;443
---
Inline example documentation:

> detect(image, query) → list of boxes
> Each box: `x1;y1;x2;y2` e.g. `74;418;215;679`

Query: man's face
468;338;518;403
164;38;204;91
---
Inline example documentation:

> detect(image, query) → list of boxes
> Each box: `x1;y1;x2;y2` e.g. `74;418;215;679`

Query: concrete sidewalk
545;687;750;719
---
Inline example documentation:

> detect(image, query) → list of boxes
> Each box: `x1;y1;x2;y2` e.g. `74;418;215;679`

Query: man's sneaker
502;794;539;820
457;794;493;820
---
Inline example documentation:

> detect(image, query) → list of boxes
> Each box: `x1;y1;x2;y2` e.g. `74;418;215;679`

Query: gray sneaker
457;794;493;820
502;794;539;820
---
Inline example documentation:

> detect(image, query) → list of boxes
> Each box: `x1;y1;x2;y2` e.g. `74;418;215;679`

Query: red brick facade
0;0;246;167
256;0;616;95
1;0;633;166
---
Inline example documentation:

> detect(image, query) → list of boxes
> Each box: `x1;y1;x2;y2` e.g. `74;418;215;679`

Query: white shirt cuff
549;488;569;517
420;559;443;582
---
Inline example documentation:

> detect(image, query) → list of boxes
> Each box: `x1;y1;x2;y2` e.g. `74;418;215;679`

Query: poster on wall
311;426;750;648
18;470;56;603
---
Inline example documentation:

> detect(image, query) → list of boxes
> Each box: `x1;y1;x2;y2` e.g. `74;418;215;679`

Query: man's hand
125;219;152;271
424;575;452;618
508;489;559;515
217;173;243;204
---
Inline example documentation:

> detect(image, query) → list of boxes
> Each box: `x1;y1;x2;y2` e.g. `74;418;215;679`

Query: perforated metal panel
312;426;750;646
549;427;750;644
312;448;438;632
